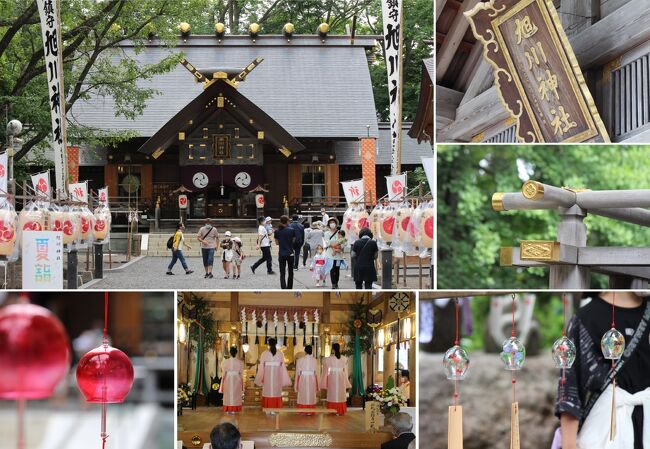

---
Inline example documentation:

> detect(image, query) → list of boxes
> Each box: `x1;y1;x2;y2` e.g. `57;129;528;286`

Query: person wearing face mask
254;338;292;411
324;217;345;289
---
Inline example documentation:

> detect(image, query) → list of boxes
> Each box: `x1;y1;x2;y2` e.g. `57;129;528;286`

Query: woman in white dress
254;338;292;409
322;343;351;415
295;345;319;414
219;347;244;413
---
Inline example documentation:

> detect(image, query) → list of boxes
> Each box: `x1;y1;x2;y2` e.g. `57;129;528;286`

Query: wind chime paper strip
511;401;520;449
36;0;68;193
464;0;609;143
448;405;464;449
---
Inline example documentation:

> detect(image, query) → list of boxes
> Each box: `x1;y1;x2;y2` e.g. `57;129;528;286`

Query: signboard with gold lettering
465;0;609;143
213;134;231;159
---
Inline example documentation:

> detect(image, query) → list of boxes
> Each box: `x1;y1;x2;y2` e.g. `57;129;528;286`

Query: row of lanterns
177;22;331;41
0;200;111;260
341;200;434;256
442;294;625;448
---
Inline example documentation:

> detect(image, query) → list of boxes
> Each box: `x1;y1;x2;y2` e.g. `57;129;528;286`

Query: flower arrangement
177;383;193;405
367;376;407;417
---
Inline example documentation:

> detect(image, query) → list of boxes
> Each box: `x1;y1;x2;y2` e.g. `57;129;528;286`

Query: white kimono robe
322;355;351;404
254;350;292;403
295;354;319;407
219;357;244;410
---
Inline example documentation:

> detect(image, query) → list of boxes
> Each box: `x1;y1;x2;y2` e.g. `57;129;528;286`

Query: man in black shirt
289;215;305;270
274;215;297;289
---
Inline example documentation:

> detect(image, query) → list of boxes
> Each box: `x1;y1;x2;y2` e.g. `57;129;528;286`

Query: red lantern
76;344;134;403
0;302;71;400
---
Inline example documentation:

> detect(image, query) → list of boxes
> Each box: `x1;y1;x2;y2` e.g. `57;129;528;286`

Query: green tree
1;0;213;159
438;145;650;289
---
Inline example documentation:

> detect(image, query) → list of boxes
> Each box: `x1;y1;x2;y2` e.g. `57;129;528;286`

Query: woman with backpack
166;222;193;275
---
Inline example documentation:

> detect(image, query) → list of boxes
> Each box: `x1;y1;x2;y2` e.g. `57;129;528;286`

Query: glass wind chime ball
76;343;134;403
0;303;71;399
551;336;577;369
443;345;470;380
601;327;625;360
500;336;526;370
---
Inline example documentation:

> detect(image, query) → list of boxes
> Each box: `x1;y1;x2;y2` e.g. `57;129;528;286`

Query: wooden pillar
325;164;340;205
383;340;396;385
322;291;331;324
549;205;590;289
230;291;239;322
110;292;141;355
408;335;416;405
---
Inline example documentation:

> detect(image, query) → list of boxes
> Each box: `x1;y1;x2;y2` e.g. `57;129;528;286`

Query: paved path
84;255;361;290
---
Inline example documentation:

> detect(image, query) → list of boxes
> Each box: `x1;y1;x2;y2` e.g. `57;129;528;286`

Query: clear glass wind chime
76;292;135;449
551;294;576;402
600;292;625;441
500;294;525;449
443;299;469;449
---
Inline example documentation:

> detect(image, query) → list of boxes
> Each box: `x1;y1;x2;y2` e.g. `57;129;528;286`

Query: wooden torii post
493;180;650;289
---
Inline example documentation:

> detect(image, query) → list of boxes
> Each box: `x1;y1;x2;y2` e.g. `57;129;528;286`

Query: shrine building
70;31;432;223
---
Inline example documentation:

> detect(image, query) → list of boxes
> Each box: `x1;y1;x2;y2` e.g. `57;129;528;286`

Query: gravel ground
84;255;361;290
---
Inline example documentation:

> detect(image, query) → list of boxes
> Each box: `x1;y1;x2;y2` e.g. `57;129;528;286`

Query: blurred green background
437;145;650;289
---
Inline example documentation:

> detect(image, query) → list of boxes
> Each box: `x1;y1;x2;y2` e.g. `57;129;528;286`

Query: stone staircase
145;232;279;257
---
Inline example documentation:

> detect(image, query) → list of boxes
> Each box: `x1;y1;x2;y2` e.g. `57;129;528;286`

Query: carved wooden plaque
465;0;609;143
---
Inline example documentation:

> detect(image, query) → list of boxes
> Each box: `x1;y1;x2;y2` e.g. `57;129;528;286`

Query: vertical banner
37;0;68;195
386;173;407;202
22;230;64;289
0;152;7;207
31;171;52;199
341;180;365;205
97;187;109;207
381;0;404;175
421;157;435;193
68;181;88;204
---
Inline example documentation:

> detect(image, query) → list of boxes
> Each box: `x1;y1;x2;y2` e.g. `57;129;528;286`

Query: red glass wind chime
0;293;71;449
600;292;625;441
76;292;135;449
443;299;469;449
500;294;525;449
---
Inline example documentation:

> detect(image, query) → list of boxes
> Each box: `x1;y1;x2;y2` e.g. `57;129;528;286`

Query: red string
562;293;567;337
511;294;516;337
454;299;459;346
611;291;616;328
511;294;517;403
104;292;108;341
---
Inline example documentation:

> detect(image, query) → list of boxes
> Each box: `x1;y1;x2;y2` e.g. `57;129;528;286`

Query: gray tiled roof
69;36;380;139
334;123;433;165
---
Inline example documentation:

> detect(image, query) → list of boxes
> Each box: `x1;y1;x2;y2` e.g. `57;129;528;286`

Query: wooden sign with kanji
465;0;609;143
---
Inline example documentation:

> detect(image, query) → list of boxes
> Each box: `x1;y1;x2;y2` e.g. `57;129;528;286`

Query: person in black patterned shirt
555;291;650;449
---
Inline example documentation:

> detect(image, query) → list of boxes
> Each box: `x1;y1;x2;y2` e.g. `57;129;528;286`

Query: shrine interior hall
176;291;416;449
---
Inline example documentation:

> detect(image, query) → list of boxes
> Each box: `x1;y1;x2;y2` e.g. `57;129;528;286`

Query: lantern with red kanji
0;203;18;257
